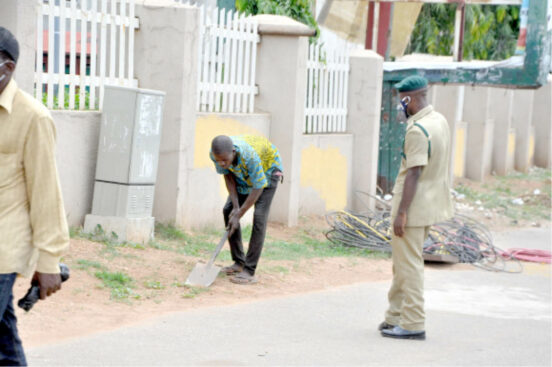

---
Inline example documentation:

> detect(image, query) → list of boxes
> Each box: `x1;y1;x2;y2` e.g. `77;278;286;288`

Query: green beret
394;75;428;92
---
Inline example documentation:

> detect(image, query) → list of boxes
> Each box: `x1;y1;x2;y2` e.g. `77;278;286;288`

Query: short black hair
0;27;19;63
211;135;234;155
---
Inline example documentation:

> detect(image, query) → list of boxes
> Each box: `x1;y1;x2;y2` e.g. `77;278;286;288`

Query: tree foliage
405;4;520;61
235;0;319;38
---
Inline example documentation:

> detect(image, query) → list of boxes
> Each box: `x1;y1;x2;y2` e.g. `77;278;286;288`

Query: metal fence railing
35;0;139;110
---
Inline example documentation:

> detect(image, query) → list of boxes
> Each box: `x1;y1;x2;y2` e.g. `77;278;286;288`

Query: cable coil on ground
325;192;523;273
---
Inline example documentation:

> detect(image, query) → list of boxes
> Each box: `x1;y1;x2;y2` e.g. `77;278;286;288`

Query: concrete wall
532;76;552;169
0;0;36;94
347;49;383;212
511;90;535;173
299;134;353;216
52;111;101;227
134;1;199;229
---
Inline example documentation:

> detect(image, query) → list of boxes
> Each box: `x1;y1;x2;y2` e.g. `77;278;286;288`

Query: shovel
185;230;229;287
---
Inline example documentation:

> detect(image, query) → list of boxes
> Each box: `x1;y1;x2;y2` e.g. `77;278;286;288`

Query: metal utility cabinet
84;86;165;243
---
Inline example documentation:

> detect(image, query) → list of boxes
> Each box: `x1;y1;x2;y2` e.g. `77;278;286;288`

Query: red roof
42;30;91;54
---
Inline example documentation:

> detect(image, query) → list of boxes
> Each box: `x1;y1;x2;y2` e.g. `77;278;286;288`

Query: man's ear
4;60;16;74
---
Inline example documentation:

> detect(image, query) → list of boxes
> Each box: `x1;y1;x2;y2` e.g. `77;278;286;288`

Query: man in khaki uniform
379;75;453;340
0;27;69;364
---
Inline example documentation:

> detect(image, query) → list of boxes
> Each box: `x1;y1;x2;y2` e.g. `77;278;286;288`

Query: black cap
0;27;19;63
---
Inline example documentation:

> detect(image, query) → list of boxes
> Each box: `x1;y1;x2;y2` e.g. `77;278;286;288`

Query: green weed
75;259;105;271
143;280;165;290
181;285;209;299
95;271;137;300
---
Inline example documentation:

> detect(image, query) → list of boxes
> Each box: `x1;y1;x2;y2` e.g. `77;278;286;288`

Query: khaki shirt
391;105;453;227
0;79;69;277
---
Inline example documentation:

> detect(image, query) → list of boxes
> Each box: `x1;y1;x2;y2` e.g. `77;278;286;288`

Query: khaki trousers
384;226;430;331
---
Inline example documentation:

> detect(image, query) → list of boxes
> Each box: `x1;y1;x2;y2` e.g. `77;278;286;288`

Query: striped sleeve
245;152;267;189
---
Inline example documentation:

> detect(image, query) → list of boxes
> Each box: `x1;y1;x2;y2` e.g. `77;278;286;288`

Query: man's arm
24;116;70;299
224;173;240;211
227;188;263;235
393;166;422;237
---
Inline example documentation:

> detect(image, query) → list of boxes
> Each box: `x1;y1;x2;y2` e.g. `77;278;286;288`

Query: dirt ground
15;236;393;348
14;171;551;349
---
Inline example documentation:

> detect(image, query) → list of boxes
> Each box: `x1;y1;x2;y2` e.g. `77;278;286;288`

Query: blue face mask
399;96;411;119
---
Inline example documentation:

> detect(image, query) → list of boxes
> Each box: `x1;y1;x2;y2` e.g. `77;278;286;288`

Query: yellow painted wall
508;132;516;156
193;114;266;199
300;145;348;211
454;127;465;177
528;134;535;166
193;115;265;168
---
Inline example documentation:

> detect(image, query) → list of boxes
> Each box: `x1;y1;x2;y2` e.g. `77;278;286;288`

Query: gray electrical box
95;86;165;185
85;86;165;243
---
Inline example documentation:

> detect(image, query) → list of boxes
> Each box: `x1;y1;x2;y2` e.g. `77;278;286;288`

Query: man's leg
223;195;248;267
396;226;428;331
0;273;27;366
384;253;405;327
243;175;279;276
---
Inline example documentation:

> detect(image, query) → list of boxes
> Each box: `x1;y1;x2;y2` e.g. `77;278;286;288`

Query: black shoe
381;326;426;340
378;321;395;331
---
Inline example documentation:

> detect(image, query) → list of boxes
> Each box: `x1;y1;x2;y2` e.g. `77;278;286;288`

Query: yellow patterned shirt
210;135;283;194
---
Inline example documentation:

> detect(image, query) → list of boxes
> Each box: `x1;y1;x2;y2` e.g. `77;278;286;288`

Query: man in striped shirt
210;135;283;284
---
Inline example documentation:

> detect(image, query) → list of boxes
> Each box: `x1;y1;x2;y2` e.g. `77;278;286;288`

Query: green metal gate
376;0;550;193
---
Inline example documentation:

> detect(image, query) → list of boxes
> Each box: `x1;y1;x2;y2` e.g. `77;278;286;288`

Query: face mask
399;96;411;119
0;60;10;83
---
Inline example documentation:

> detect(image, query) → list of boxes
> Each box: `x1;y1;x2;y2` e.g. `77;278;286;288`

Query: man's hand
32;272;61;300
227;215;240;236
393;212;407;237
230;206;240;220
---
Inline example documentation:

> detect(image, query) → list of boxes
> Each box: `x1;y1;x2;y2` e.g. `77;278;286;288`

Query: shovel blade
185;262;221;287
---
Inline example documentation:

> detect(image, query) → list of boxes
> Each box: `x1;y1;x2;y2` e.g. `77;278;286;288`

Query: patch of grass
171;280;188;288
75;259;105;271
262;235;390;261
95;271;137;300
71;225;145;256
155;222;187;241
181;285;209;299
455;168;551;221
143;280;165;290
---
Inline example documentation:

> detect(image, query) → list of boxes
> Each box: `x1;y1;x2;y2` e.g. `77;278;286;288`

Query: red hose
503;248;552;264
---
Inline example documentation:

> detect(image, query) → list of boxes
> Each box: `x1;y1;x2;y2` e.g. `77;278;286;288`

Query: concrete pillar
511;90;535;173
134;0;199;228
466;120;495;181
489;88;515;175
253;15;315;226
0;0;37;94
532;77;552;169
347;49;383;212
463;86;494;181
432;84;464;182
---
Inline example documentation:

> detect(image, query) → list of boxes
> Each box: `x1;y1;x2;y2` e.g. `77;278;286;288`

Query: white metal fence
35;0;139;110
304;42;350;134
194;5;259;114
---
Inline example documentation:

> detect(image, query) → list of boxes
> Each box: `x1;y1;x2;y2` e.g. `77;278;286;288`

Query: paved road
28;228;551;366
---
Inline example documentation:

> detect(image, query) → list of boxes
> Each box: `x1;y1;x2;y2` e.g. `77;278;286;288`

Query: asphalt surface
28;227;552;366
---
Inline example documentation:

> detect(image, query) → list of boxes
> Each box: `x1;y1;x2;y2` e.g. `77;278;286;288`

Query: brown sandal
222;263;243;275
230;271;258;284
